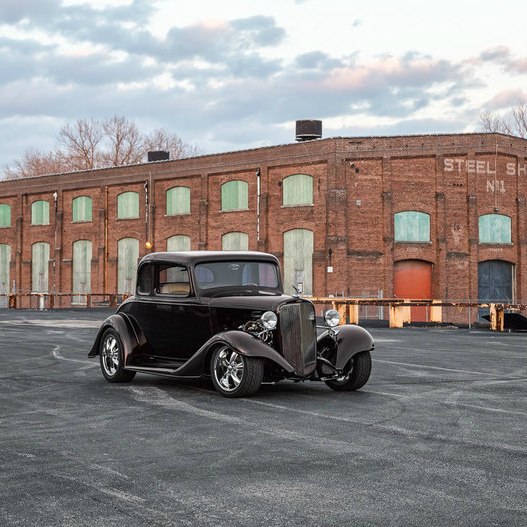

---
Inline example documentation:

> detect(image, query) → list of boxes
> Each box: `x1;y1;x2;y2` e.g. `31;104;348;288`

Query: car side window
156;264;191;296
137;263;153;295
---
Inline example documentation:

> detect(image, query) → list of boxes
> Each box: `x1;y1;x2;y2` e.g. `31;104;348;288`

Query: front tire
210;346;264;398
99;328;136;383
324;350;371;391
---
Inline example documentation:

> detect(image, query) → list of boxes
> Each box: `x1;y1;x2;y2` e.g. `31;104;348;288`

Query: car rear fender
204;330;295;373
318;325;374;369
87;313;145;365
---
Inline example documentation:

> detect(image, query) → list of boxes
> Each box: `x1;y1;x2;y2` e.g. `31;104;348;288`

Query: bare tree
58;118;104;171
144;128;201;159
4;115;201;179
4;148;68;179
480;100;527;138
101;115;144;166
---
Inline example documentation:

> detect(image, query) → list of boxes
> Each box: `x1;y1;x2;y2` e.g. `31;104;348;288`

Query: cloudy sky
0;0;526;172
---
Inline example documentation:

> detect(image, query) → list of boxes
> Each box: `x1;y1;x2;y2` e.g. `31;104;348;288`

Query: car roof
140;251;280;266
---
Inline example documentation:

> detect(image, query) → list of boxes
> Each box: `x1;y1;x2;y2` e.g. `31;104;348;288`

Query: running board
125;366;201;379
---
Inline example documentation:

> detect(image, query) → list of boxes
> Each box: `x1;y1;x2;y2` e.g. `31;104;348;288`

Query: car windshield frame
193;259;283;297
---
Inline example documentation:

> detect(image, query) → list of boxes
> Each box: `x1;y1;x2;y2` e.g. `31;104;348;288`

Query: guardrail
0;293;517;332
311;297;516;332
0;293;129;310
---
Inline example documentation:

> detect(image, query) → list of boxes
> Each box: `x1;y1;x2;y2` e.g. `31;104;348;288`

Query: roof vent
295;120;322;142
147;150;170;162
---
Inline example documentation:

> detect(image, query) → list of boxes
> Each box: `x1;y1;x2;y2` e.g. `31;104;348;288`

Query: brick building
1;132;526;322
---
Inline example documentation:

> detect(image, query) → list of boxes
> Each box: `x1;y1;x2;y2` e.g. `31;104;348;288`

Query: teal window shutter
166;187;190;216
31;201;50;225
72;240;92;304
221;181;248;211
167;235;191;251
283;229;314;296
117;192;139;219
0;204;11;228
222;232;249;251
72;196;93;222
31;242;50;292
117;238;139;294
479;214;511;244
0;244;11;293
283;174;313;206
394;211;430;242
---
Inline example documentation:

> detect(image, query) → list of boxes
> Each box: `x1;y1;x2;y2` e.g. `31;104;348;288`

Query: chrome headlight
324;309;341;327
261;311;277;330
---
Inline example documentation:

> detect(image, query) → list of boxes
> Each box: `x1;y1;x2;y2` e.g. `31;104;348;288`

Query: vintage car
88;251;374;397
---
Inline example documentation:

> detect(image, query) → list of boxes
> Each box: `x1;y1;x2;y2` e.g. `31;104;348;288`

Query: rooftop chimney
147;150;170;162
295;120;322;142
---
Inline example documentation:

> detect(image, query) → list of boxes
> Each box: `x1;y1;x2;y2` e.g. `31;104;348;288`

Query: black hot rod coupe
89;251;374;397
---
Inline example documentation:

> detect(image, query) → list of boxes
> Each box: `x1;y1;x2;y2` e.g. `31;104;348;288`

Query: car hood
208;295;300;312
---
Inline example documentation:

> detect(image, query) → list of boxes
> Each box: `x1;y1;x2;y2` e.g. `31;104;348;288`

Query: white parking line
374;359;499;376
51;346;96;366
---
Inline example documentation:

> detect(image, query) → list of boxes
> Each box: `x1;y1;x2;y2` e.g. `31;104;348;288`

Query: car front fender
318;325;374;370
176;330;295;376
87;313;145;365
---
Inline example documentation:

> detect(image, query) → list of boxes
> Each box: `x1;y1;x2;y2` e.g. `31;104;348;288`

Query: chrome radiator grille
279;303;317;376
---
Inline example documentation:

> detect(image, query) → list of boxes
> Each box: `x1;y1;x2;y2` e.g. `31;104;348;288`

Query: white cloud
0;0;527;174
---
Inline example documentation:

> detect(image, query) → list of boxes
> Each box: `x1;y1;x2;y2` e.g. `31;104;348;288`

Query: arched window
31;201;50;225
117;191;139;219
221;180;248;211
478;214;511;244
117;238;139;294
31;242;50;293
222;232;249;251
283;229;314;296
167;235;191;252
0;204;11;228
72;196;93;222
282;174;313;207
394;211;430;242
166;187;190;216
0;244;11;295
72;240;92;304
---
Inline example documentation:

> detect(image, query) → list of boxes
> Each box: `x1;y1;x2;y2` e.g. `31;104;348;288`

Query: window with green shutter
222;232;249;251
72;196;93;222
0;204;11;228
117;238;139;294
221;180;248;211
0;244;11;294
31;201;50;225
283;229;314;296
283;174;313;206
166;187;190;216
117;192;139;219
167;235;191;251
479;214;511;244
31;242;50;292
394;211;430;242
72;240;92;304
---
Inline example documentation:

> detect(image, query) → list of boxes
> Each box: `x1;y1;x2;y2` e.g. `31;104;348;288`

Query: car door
132;261;212;362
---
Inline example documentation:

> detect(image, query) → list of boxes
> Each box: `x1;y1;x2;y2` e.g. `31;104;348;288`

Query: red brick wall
1;133;527;322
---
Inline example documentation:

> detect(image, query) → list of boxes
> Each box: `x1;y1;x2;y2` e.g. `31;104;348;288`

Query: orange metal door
393;260;432;322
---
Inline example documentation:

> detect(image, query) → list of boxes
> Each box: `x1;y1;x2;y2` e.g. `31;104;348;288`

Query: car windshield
194;260;281;296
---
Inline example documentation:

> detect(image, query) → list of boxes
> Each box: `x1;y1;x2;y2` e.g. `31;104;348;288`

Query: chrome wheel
98;328;136;383
210;345;264;397
101;334;120;377
213;347;244;392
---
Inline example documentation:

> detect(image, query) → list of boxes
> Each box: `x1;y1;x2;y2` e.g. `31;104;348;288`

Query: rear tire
99;328;136;383
324;350;371;391
210;345;264;398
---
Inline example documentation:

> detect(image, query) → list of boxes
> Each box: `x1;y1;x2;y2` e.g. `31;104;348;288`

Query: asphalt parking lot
0;309;525;527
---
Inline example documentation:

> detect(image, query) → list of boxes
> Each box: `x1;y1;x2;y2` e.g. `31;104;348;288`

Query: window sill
281;203;314;208
165;213;191;217
479;243;513;246
71;220;93;224
394;241;432;245
220;208;249;213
